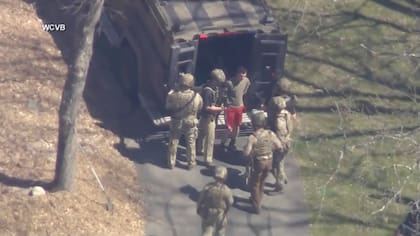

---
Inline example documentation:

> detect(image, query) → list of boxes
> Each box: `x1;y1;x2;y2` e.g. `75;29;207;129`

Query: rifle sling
169;91;197;117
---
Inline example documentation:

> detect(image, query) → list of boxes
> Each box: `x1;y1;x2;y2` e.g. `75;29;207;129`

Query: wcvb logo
42;23;66;32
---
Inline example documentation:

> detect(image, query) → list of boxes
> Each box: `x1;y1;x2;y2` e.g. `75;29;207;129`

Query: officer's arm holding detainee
224;186;234;208
270;131;284;151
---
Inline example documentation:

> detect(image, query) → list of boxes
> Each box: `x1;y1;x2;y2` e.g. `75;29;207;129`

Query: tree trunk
53;0;104;191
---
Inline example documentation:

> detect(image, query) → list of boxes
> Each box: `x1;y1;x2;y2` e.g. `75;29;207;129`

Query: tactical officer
197;166;234;236
271;77;297;118
267;96;293;192
197;69;226;166
271;77;291;97
243;112;283;214
165;73;203;169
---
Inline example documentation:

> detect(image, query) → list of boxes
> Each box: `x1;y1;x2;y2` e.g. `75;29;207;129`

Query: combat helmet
210;69;226;84
179;73;195;88
214;166;228;180
251;111;267;129
271;96;287;110
278;78;291;91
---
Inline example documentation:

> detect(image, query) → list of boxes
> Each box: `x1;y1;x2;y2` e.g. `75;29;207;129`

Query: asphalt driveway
132;130;311;236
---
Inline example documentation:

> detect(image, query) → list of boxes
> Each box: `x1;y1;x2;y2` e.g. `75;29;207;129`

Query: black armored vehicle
100;0;288;126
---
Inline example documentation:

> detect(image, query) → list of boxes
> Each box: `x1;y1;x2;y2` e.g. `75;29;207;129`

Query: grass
270;0;420;235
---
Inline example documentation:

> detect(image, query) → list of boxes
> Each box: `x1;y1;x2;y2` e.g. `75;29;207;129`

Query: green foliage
271;0;420;235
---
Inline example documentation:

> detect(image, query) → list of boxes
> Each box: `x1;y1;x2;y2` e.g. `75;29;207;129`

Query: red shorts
225;106;245;131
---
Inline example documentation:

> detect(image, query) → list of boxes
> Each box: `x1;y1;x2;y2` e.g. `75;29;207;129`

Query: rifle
245;158;253;186
221;204;229;223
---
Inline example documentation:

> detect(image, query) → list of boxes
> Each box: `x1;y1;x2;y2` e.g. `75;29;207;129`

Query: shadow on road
179;181;255;214
214;148;246;166
233;196;255;214
179;184;200;202
114;139;168;169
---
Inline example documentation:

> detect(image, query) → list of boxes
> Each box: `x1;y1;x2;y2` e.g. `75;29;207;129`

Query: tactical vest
276;110;290;137
201;182;227;210
166;89;199;120
203;86;217;102
201;86;217;117
252;130;272;157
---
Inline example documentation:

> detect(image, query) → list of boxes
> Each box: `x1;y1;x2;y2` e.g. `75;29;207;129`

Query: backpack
252;130;272;157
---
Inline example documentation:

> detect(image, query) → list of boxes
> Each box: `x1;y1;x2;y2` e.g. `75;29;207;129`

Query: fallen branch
334;101;347;138
90;166;114;212
371;162;417;215
316;150;344;222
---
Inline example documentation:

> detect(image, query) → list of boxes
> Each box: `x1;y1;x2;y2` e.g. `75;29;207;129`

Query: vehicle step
138;91;260;129
137;92;171;126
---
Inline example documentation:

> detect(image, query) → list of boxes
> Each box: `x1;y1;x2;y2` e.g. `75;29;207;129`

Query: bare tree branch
371;162;417;215
315;150;344;222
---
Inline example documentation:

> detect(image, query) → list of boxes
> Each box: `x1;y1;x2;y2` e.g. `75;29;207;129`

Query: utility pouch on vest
198;205;209;218
168;92;197;118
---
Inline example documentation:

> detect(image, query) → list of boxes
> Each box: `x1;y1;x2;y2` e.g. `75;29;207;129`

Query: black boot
275;183;284;193
228;140;237;151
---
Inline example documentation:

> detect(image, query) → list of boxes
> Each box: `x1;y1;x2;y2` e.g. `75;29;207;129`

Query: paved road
130;129;312;236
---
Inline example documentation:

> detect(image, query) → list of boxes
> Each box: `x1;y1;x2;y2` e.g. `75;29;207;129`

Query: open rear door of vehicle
139;40;198;126
217;33;287;133
252;32;288;94
168;41;198;87
217;33;287;132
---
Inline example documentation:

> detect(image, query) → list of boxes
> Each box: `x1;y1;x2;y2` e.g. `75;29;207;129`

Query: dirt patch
0;1;144;235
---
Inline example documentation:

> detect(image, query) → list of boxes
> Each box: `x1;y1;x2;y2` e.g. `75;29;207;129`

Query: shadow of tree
179;184;200;202
341;10;420;33
293;89;413;102
114;138;168;169
373;0;420;18
287;50;420;97
300;124;420;141
297;103;419;115
0;172;51;189
318;212;395;230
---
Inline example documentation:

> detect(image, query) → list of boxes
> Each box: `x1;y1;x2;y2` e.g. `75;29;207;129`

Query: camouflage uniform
166;73;203;169
267;96;293;192
271;78;297;116
243;112;283;213
197;69;226;165
197;166;234;236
